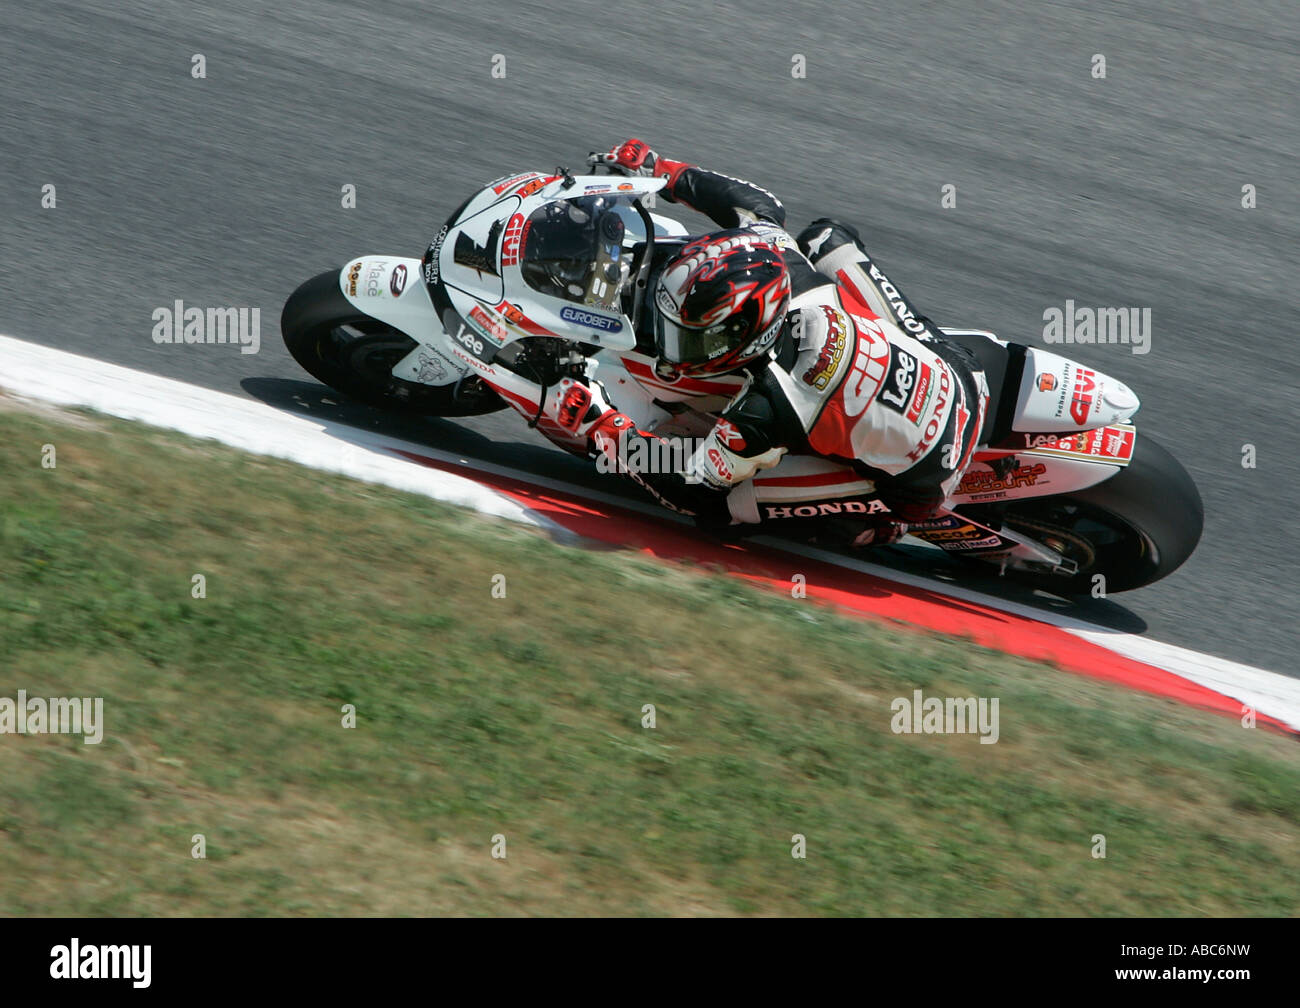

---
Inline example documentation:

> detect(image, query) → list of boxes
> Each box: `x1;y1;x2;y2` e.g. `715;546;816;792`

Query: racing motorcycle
281;163;1203;593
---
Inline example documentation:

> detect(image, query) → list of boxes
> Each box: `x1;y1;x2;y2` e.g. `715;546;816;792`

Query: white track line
0;335;544;530
2;334;1296;731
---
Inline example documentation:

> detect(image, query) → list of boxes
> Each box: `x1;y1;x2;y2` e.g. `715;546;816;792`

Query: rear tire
961;434;1203;593
280;270;506;417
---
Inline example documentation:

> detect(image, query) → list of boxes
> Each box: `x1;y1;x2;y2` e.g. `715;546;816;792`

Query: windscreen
519;195;638;312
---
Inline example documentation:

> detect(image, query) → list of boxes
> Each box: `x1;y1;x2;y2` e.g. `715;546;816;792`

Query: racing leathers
581;162;988;545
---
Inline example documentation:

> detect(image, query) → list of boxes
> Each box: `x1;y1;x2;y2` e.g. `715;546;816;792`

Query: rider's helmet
652;229;792;378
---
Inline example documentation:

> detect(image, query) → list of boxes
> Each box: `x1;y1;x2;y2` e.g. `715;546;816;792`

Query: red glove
555;381;593;433
607;137;657;175
595;138;692;189
586;409;637;462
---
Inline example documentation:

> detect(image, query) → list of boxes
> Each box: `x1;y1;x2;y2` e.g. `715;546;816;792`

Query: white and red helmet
653;229;792;377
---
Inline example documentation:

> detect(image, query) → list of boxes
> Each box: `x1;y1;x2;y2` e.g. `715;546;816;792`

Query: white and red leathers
573;159;989;539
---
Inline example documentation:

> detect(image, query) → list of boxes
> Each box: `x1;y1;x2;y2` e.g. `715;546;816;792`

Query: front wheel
960;434;1203;593
280;270;506;417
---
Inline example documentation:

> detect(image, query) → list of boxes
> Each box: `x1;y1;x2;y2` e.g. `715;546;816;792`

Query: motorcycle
281;161;1203;593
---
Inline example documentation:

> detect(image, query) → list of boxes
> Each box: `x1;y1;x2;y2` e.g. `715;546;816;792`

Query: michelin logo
560;306;622;332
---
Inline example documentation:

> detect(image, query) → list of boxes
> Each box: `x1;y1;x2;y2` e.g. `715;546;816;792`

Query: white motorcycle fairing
431;173;670;366
1011;346;1139;433
948;424;1137;505
933;332;1143;504
335;173;686;389
336;255;471;386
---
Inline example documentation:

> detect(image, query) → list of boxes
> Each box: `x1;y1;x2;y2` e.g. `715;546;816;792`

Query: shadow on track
241;376;1149;636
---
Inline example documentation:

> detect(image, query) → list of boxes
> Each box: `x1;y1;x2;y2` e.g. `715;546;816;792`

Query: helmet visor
655;313;738;366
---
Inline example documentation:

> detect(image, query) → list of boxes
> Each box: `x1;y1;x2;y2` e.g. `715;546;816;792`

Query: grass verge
0;392;1297;916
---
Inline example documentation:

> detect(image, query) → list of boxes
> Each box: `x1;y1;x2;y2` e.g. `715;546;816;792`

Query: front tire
280;270;505;417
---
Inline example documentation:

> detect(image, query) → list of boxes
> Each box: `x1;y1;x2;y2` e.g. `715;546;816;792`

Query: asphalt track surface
2;0;1297;674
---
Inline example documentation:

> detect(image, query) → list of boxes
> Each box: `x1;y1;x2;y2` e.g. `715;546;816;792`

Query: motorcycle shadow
241;377;1148;636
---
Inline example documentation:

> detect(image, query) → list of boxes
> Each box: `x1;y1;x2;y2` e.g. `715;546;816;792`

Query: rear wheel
280;270;505;416
960;434;1203;593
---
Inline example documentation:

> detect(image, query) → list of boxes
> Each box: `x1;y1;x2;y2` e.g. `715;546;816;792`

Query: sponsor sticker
905;360;934;424
424;226;448;285
802;307;847;390
469;304;507;343
763;499;890;519
1070;367;1097;426
513;176;553;199
415;352;448;383
453;324;486;357
559;304;621;332
496;301;527;327
840;314;891;416
877;345;918;415
714;418;746;451
867;261;929;336
491;172;534;194
1023;424;1136;464
909;514;1006;550
1053;360;1072;418
957;462;1047;496
364;260;388;297
905;366;953;462
389;263;407;296
501;213;525;267
928;532;1006;550
706;447;733;483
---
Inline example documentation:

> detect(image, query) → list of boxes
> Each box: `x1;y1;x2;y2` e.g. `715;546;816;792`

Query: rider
570;138;989;547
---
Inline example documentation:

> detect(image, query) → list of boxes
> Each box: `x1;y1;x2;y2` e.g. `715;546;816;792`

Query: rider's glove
586;409;638;465
603;137;658;176
592;138;692;191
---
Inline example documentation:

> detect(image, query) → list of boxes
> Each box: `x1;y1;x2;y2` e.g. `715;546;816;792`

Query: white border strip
0;335;544;529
